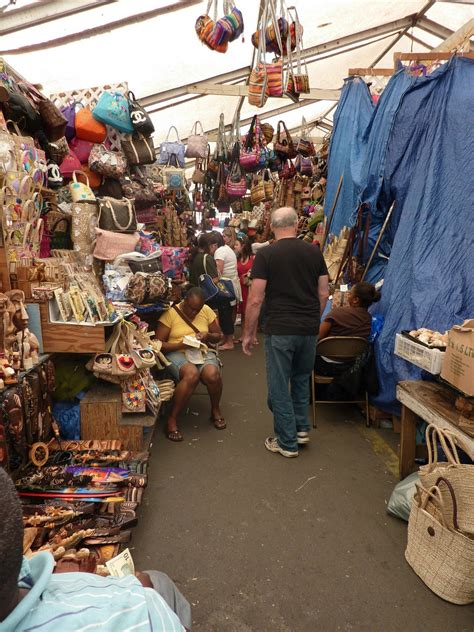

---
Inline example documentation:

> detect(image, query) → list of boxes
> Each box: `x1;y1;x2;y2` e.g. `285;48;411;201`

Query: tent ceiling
1;0;472;138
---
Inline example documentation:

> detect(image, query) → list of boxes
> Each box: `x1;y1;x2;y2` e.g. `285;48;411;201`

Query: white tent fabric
1;0;472;141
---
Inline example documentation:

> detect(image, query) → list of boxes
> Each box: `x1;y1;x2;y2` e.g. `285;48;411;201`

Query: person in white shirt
214;228;242;350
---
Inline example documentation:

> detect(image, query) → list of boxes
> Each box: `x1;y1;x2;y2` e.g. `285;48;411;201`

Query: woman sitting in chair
156;287;225;442
316;282;381;376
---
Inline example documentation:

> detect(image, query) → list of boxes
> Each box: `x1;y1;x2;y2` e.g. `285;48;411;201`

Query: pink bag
93;228;140;261
69;137;94;163
59;150;81;178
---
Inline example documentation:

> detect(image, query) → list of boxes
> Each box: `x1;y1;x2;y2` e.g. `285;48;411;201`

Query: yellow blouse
158;303;217;345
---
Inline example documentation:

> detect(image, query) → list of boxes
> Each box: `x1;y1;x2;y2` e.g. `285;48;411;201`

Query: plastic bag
386;471;419;521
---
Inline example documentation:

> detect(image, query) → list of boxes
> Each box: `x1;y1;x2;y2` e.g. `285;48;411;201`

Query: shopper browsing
214;227;242;350
242;207;329;458
235;236;257;345
156;287;225;442
0;468;190;632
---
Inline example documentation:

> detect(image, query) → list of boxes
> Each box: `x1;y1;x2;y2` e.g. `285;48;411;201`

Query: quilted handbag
75;107;107;143
89;144;127;178
71;200;98;254
185;121;208;159
125;271;171;305
61;101;77;141
127;90;154;136
159;126;185;167
69;170;96;202
98;197;137;233
92;91;134;134
274;121;296;158
59;150;81;178
70;137;94;163
93;228;140;260
121;134;156;166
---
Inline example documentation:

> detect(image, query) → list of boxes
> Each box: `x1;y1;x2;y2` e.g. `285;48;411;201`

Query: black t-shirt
251;238;328;335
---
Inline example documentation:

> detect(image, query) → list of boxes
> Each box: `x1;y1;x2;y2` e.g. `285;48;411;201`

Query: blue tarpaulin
324;77;373;237
371;57;474;413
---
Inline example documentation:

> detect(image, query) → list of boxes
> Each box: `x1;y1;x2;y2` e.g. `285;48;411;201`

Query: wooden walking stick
360;201;396;281
322;174;343;249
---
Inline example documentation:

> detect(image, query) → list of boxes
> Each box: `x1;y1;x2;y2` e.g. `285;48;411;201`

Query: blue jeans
265;335;317;452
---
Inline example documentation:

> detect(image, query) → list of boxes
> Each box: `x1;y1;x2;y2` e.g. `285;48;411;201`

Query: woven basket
419;425;474;535
405;478;474;605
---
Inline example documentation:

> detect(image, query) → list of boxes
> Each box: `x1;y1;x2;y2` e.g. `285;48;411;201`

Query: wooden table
396;380;474;479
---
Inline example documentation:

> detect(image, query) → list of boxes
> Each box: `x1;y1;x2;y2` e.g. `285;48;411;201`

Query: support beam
405;32;435;49
433;18;474;51
348;68;394;76
184;83;341;101
416;16;456;41
0;0;117;37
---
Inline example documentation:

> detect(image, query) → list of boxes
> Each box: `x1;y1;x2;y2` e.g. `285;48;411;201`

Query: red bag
70;137;94;163
59;150;81;178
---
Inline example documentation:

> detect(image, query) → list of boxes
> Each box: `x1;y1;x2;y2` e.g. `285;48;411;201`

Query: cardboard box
441;319;474;396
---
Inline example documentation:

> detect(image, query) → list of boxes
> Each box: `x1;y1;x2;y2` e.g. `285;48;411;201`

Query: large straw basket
405;477;474;605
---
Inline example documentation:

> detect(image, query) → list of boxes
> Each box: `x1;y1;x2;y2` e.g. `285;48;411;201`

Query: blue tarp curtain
371;57;474;413
323;77;373;237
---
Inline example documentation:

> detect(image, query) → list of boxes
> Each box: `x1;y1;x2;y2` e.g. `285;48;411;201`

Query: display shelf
0;353;51;394
39;303;108;353
394;333;444;374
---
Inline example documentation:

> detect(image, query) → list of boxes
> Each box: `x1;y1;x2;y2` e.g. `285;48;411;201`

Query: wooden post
361;201;395;281
434;18;474;52
399;404;418;479
322;175;343;249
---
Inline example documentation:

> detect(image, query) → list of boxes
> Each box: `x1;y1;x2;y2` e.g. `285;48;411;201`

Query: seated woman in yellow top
156;287;225;442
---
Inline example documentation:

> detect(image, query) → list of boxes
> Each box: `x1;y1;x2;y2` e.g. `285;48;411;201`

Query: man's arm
318;274;329;316
242;278;266;355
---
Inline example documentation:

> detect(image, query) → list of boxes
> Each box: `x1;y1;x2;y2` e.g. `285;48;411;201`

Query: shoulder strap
203;253;210;275
173;304;200;335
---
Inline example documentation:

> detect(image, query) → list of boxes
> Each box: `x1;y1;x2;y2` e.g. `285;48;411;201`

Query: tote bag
92;91;134;134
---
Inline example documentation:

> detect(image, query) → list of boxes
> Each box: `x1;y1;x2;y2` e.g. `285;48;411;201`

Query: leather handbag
89;144;127;178
127;90;154;136
296;116;315;157
75;107;107;143
48;137;70;163
38;98;67;141
59;150;81;178
98;197;137;233
92;91;134;134
99;177;123;199
125;271;171;305
93;227;140;260
70;137;94;163
159;126;185;167
192;158;206;185
125;251;162;273
185;121;208;159
69;170;96;202
121;134;156;165
274;121;296;158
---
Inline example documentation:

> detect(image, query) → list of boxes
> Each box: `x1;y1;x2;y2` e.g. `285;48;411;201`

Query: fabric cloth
265;334;317;452
189;252;217;287
166;350;220;380
147;571;192;631
159;301;216;345
215;244;242;302
323;305;372;339
372;57;474;413
251;237;328;335
237;255;254;316
2;552;184;632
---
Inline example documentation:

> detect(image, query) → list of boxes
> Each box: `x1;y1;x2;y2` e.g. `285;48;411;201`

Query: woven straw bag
71;200;98;254
405;478;474;605
419;425;474;535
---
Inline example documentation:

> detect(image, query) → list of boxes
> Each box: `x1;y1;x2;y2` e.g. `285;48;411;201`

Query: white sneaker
297;431;310;445
264;437;299;458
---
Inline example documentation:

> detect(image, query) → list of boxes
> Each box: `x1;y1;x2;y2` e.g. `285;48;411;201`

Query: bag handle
72;170;91;188
288;6;309;77
173;303;201;336
425;424;461;469
190;120;205;136
166;125;181;142
100;198;134;231
50;216;71;233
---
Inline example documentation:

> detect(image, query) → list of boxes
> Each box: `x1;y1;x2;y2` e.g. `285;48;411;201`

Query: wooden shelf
39;303;108;354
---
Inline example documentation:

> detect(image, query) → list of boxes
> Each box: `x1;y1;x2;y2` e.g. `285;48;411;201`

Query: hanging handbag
289;7;310;94
127;90;154;136
75;107;107;143
274;120;296;158
192;157;206;185
98;197;137;233
260;122;274;144
186;120;208;159
215;113;229;163
250;175;265;205
71;200;98;254
59;150;82;178
158;126;185;167
92;91;134;134
121;134;156;165
88;144;127;178
248;13;268;109
263;169;274;201
61;101;77;141
296;116;315;157
295;154;313;176
70;136;94;163
226;143;246;198
93;227;140;261
125;271;171;305
239;116;260;171
279;158;296;180
69;170;96;202
162;163;186;191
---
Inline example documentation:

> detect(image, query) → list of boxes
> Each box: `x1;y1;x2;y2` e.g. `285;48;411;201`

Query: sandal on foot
210;416;226;430
167;429;183;442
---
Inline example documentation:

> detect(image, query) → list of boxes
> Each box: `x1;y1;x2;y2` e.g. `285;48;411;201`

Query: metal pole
360;201;396;281
322;174;343;249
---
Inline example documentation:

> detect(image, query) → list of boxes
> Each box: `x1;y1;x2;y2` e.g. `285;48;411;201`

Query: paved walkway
134;343;474;632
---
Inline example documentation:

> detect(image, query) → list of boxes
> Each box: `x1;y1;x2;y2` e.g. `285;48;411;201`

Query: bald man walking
243;207;329;457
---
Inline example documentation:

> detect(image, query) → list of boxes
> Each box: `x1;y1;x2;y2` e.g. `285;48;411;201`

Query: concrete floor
133;342;474;632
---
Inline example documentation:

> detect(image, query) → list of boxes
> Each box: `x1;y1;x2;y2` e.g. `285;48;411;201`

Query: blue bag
199;274;235;303
158;125;185;167
92;91;134;134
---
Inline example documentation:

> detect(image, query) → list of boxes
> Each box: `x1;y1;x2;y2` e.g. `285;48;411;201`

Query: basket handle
434;476;459;531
